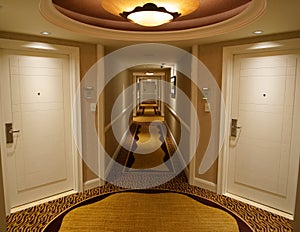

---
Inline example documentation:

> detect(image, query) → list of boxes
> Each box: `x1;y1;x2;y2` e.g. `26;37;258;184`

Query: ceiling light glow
22;42;57;50
40;31;51;35
248;42;282;50
252;30;264;35
145;71;154;76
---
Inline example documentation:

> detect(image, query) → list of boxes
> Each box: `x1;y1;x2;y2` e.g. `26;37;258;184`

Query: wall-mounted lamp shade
120;3;180;27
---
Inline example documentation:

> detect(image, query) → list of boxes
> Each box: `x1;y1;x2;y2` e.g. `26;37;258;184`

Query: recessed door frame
0;38;82;214
218;38;300;218
132;73;165;117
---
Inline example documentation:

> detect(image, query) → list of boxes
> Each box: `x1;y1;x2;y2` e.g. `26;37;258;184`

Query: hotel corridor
6;106;293;232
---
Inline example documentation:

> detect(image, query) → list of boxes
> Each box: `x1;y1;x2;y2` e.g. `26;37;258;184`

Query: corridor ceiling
0;0;300;48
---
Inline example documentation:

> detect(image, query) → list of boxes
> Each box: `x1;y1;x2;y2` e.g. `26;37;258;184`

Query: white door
0;50;74;209
227;52;300;214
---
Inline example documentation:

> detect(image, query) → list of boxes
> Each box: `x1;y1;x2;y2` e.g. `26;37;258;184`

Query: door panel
228;53;299;214
2;51;74;208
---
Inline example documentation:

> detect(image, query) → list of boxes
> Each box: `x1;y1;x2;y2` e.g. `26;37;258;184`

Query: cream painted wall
103;69;132;168
165;71;190;144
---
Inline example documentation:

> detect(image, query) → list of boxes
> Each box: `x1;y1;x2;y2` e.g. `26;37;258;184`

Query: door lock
231;119;241;137
5;123;20;144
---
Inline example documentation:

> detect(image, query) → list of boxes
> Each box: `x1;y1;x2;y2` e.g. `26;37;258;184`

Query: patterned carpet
6;122;294;232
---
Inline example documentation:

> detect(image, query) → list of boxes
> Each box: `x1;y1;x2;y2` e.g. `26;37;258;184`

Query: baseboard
83;178;103;191
11;190;77;213
192;177;217;193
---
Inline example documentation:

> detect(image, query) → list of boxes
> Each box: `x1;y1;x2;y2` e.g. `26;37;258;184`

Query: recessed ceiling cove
40;0;266;42
52;0;252;31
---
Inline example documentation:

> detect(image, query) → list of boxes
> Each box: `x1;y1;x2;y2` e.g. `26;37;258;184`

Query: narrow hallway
106;105;184;189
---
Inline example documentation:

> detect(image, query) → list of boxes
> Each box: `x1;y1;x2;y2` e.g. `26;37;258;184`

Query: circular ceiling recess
40;0;266;42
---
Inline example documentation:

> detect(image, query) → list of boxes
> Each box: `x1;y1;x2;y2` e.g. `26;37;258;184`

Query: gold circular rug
44;190;253;232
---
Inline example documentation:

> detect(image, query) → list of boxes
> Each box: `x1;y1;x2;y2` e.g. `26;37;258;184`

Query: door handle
231;119;241;137
5;123;20;144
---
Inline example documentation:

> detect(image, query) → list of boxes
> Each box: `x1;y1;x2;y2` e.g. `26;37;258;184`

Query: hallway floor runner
105;122;184;189
124;122;174;172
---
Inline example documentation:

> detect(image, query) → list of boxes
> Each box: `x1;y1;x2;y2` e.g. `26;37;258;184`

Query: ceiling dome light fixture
120;3;180;27
101;0;200;27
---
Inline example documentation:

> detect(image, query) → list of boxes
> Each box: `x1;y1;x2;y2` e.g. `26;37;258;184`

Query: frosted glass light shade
127;11;173;27
102;0;200;26
119;3;181;27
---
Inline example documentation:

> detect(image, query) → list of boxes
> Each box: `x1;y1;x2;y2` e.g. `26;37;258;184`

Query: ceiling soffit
40;0;266;42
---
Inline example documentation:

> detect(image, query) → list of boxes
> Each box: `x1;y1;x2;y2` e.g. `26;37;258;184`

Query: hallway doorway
220;40;300;218
0;39;81;214
132;70;166;123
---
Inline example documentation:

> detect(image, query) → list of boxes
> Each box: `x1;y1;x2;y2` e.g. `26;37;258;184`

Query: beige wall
195;89;217;183
165;70;192;169
165;71;190;144
194;44;222;183
103;69;132;168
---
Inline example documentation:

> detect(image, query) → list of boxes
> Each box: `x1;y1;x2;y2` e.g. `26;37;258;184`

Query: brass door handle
9;129;20;134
